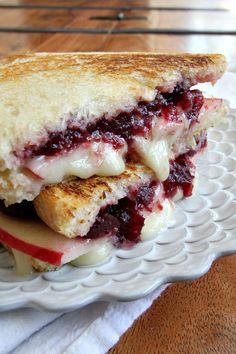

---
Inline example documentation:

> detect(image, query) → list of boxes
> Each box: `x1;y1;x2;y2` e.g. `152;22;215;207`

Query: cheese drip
26;142;127;183
11;249;33;276
133;137;170;181
70;243;112;266
25;137;172;184
141;199;173;241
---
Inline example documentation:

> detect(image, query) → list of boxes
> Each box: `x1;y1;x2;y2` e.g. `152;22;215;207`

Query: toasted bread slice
0;53;226;160
33;163;155;238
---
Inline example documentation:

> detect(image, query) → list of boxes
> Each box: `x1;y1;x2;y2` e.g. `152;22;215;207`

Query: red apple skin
0;228;63;266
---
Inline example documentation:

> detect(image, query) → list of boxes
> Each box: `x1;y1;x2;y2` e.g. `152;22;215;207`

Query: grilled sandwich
0;53;227;272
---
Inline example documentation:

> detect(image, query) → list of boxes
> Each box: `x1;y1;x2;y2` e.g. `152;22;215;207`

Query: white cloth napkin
0;285;167;354
0;72;235;354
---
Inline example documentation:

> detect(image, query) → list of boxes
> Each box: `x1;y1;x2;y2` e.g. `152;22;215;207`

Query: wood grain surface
0;0;235;353
109;255;236;354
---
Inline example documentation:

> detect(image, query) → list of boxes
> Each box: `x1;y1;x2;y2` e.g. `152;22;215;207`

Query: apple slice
197;98;226;128
0;212;110;266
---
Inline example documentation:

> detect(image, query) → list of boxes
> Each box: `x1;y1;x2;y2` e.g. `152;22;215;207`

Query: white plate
0;110;235;312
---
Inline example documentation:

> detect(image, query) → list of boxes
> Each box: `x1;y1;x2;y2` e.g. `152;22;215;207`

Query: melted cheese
24;113;194;185
70;243;112;266
133;137;170;181
11;249;33;276
20;98;221;191
141;199;173;241
26;142;127;183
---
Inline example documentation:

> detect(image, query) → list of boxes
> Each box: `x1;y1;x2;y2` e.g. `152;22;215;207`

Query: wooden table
0;1;235;353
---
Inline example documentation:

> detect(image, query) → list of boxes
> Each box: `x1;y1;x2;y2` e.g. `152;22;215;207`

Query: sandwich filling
0;88;225;272
0;83;225;206
0;151;198;271
19;86;203;159
17;87;224;187
0;178;168;268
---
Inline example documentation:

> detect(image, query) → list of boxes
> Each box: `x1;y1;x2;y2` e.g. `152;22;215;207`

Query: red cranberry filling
135;181;158;212
85;214;120;240
86;182;158;247
108;199;145;247
175;89;204;124
163;130;207;198
18;88;204;159
0;200;37;219
87;198;144;248
163;154;195;198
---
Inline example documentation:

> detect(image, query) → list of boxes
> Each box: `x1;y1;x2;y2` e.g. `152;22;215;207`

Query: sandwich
0;53;227;273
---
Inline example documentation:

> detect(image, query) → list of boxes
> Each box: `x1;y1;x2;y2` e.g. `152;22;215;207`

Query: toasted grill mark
38;163;153;206
55;179;113;199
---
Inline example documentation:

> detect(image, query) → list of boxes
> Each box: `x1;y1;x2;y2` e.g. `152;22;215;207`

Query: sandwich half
0;163;173;271
0;52;227;272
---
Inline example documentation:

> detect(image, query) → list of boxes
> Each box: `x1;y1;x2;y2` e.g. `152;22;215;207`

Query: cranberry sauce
86;182;158;248
163;154;195;198
106;199;145;247
163;128;207;199
19;88;204;159
0;200;37;219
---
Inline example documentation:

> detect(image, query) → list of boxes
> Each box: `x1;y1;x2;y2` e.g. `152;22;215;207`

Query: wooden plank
0;32;109;56
0;8;75;28
114;9;236;31
0;0;231;11
0;8;116;29
0;33;51;57
0;7;235;35
33;33;110;52
0;12;114;55
109;255;236;354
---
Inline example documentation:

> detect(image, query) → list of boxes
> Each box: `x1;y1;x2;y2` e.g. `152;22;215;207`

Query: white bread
33;163;155;238
0;52;227;204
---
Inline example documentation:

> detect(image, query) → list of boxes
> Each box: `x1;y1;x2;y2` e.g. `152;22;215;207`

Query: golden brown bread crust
0;52;226;84
33;163;155;238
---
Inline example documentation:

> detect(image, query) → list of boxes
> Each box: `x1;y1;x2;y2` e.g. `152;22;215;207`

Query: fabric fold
8;286;167;354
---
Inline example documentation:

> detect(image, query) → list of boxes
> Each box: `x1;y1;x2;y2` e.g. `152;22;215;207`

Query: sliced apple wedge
0;212;110;266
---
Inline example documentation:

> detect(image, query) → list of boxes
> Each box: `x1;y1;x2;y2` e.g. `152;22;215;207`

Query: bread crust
0;52;226;84
33;163;155;238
